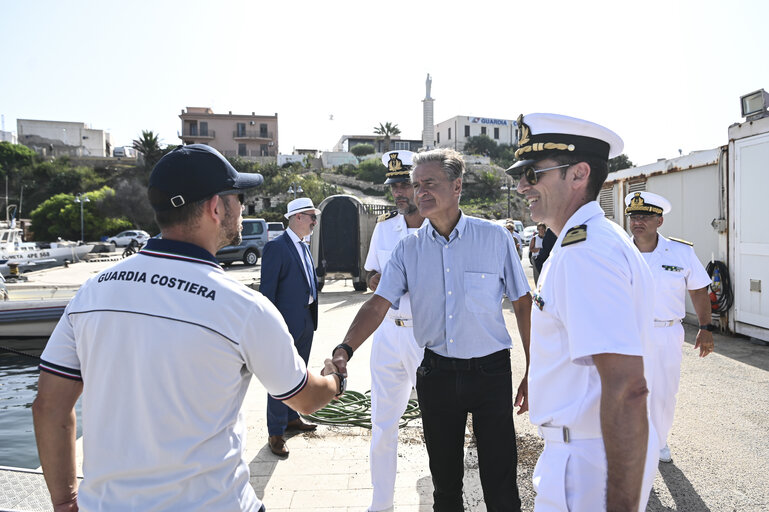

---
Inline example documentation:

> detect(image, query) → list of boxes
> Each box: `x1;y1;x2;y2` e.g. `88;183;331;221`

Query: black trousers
416;348;521;512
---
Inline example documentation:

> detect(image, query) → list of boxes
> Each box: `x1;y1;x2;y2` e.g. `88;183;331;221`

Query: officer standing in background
509;113;658;512
363;150;426;512
625;191;715;463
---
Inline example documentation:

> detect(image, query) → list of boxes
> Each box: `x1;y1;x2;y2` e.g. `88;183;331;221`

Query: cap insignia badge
516;114;530;146
388;153;403;172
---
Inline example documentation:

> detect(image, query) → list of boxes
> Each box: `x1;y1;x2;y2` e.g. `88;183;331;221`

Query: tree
373;122;401;152
350;143;375;157
132;130;163;171
30;186;132;241
356;158;388;183
0;142;36;175
609;154;634;173
463;135;498;156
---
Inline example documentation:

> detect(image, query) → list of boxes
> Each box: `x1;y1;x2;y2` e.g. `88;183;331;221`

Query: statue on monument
425;73;432;99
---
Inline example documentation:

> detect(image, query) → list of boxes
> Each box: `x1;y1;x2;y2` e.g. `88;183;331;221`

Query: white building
0;130;16;144
434;115;516;151
17;119;111;157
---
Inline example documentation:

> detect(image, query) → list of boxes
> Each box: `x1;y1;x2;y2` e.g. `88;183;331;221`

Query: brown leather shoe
268;435;288;457
286;418;317;432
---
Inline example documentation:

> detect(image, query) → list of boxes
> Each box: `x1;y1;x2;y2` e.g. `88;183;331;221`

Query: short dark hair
148;187;207;229
551;153;608;201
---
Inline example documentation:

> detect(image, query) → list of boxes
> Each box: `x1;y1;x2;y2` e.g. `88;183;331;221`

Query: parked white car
267;222;285;241
107;230;150;247
522;225;538;245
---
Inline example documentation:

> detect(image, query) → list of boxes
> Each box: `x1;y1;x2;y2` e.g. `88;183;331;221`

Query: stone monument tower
421;73;435;150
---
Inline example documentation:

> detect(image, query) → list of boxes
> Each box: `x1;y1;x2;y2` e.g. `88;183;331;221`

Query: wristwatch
333;343;353;361
699;324;716;332
332;372;347;397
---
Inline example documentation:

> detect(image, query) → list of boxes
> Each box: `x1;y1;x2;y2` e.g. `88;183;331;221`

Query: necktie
300;242;316;300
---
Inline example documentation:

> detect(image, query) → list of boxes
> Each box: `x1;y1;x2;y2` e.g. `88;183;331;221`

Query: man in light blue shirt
329;148;532;512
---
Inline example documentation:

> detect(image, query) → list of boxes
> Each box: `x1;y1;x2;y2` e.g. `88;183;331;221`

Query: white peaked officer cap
624;191;672;215
507;113;624;174
382;150;415;185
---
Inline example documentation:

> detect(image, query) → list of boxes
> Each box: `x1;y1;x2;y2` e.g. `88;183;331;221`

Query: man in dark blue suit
260;197;322;456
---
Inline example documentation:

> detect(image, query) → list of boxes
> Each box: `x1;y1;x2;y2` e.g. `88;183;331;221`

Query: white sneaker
659;444;672;463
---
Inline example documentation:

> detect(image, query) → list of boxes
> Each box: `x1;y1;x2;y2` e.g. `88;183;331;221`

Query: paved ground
6;253;769;511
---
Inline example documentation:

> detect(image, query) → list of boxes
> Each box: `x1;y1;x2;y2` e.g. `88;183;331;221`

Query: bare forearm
284;371;339;415
33;406;79;506
595;354;649;511
342;295;389;352
689;287;712;325
601;389;648;510
511;293;532;371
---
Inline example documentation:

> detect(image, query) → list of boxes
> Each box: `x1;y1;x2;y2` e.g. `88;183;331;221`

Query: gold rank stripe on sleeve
377;210;398;223
669;237;693;246
561;224;587;246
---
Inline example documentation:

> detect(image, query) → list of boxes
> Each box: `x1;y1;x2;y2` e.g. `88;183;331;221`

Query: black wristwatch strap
332;372;346;396
333;343;353;361
699;324;716;332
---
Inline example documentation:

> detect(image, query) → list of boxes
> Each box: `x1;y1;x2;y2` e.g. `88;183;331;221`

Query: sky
2;0;769;167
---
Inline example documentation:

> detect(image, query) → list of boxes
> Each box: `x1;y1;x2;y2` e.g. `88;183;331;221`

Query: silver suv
216;218;268;266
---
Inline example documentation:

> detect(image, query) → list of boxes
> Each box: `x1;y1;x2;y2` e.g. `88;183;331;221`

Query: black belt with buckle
423;348;509;371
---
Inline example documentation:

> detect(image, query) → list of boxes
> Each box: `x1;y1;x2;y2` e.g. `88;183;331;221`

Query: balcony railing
179;129;215;139
232;130;274;140
224;149;277;158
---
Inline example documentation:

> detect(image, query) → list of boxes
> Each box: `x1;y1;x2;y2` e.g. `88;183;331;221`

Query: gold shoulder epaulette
562;224;587;246
669;236;693;246
377;210;398;223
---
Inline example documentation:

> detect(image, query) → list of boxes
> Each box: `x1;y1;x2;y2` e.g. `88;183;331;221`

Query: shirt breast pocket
464;271;500;314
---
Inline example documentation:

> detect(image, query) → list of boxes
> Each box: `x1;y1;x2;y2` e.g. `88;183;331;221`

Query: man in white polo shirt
32;144;344;512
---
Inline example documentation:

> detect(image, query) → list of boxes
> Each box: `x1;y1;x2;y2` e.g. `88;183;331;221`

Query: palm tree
373;122;401;152
132;130;163;171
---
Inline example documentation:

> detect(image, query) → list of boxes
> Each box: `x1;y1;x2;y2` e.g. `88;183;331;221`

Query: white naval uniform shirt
364;213;426;320
640;234;711;321
528;201;656;434
39;239;307;512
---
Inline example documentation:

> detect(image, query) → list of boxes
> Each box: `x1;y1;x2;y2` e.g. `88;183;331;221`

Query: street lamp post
287;182;303;199
74;193;90;243
500;178;512;218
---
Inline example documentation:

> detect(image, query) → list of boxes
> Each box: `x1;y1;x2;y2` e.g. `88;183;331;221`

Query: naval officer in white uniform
625;191;715;463
509;113;658;512
362;150;426;512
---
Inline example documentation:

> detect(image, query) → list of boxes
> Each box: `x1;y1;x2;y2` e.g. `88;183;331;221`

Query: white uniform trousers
649;322;685;448
368;319;424;512
533;431;658;511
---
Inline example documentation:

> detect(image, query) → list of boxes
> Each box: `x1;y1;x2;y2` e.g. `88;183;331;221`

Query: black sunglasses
217;192;245;204
516;163;575;186
301;213;317;221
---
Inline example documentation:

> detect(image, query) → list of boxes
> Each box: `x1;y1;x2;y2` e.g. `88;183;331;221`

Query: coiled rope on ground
302;390;421;429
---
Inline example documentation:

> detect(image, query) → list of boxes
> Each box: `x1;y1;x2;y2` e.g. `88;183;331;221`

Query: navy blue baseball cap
149;144;264;211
